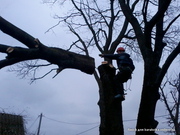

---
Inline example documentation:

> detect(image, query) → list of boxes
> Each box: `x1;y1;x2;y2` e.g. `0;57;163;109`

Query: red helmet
116;47;125;52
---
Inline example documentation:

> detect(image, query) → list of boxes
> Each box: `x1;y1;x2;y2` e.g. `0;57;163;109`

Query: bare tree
118;1;180;134
43;0;180;135
49;1;131;134
160;73;180;135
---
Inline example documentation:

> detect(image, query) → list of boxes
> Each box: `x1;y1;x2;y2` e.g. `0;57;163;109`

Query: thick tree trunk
136;86;159;135
136;66;160;135
98;63;124;135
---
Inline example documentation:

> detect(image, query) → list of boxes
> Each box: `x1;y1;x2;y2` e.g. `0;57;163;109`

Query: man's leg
113;72;125;101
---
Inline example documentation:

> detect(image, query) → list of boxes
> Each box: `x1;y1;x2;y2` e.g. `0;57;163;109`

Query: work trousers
113;66;132;95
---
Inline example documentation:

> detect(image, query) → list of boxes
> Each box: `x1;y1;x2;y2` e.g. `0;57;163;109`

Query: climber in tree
99;47;135;101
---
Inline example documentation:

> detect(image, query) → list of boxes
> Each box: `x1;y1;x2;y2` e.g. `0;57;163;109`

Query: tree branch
0;16;38;48
164;14;180;35
118;0;146;55
148;0;172;30
71;0;104;53
31;68;57;84
160;86;175;123
0;16;95;75
156;42;180;86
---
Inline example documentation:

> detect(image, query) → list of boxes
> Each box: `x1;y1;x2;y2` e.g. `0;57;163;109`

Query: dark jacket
103;53;135;71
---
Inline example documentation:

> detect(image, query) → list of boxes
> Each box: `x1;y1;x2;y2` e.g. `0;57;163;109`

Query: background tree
45;0;180;135
160;73;180;135
118;1;180;134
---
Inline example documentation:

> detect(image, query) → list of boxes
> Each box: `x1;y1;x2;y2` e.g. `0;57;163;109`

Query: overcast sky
0;1;179;135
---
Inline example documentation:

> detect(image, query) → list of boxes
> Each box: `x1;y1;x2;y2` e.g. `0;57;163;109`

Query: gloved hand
99;54;104;57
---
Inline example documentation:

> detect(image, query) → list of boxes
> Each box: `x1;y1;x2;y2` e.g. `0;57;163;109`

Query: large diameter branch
0;16;95;74
156;42;180;86
41;46;95;74
0;16;38;48
0;45;42;68
0;45;95;74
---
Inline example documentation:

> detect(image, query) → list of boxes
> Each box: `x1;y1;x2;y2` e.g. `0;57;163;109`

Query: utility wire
42;113;170;126
123;114;171;122
75;125;99;135
74;114;171;135
124;119;137;122
34;113;172;135
43;115;99;125
27;115;39;131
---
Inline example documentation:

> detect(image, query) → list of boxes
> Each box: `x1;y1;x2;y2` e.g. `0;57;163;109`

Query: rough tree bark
98;63;124;135
0;16;95;74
